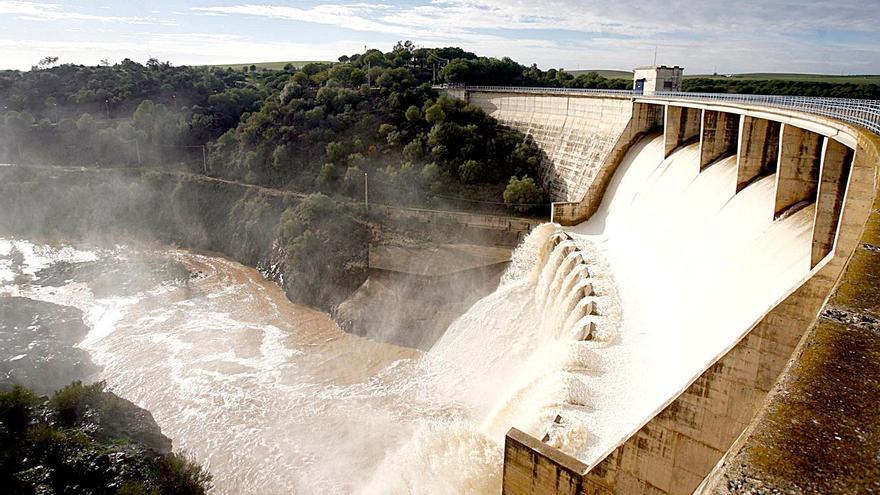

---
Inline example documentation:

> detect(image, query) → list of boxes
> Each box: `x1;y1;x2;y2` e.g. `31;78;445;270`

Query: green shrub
50;381;105;427
458;159;483;184
503;175;545;213
0;385;38;435
317;163;337;186
153;452;213;495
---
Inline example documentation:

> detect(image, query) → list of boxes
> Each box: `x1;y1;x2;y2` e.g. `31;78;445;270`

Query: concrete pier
736;116;780;192
503;428;589;495
664;105;701;158
699;110;740;169
774;124;824;218
811;138;855;267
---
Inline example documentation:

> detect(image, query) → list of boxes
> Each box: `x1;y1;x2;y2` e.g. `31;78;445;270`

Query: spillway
367;131;816;490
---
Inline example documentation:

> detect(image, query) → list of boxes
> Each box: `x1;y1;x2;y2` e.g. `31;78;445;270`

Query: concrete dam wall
444;87;879;494
465;91;662;205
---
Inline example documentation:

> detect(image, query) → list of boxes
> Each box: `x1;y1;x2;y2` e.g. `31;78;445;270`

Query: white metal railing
648;91;880;135
435;84;634;99
432;84;880;135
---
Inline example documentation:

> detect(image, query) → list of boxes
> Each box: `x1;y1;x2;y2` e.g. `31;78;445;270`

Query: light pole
364;172;369;212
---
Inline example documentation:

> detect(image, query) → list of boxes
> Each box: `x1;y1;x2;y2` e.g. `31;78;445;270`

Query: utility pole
135;139;141;165
364;172;369;212
202;145;208;174
428;53;449;85
653;46;658;66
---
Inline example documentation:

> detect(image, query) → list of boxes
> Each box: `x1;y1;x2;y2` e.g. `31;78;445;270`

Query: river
0;238;495;494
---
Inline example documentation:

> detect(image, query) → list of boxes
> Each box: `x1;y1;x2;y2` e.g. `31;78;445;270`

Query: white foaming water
376;132;815;484
1;132;816;493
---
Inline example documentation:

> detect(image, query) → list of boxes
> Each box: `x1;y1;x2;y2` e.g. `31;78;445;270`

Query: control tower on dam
439;78;880;494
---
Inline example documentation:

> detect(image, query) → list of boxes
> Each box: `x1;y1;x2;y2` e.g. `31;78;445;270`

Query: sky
1;0;879;74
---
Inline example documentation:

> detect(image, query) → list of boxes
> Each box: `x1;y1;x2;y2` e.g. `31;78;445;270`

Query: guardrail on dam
439;85;880;494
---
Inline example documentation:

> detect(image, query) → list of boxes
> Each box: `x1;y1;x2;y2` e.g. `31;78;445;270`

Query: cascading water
1;131;817;494
368;132;816;489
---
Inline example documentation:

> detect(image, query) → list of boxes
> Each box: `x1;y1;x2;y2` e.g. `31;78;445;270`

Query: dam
2;70;878;495
439;83;880;494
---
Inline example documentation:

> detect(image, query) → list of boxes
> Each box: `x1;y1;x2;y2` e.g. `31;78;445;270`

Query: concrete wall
551;102;664;225
736;116;780;193
465;92;638;202
700;110;740;170
503;428;590;495
442;89;663;226
499;100;877;495
665;106;702;158
811;138;854;267
774;124;824;217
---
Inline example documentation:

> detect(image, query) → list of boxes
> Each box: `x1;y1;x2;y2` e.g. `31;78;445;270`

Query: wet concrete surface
707;233;880;494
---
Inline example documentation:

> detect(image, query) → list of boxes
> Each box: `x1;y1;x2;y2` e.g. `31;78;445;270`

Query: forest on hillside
2;43;878;213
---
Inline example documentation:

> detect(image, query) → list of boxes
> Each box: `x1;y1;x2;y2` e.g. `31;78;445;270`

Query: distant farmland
684;73;880;85
568;69;633;79
201;61;334;70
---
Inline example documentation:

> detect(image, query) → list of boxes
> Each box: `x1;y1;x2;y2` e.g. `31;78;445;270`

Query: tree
317;163;337;185
343;165;363;194
405;105;421;122
458;159;483;184
377;123;396;138
424;104;446;124
272;143;294;170
503;175;544;213
403;137;424;161
279;82;304;104
325;141;345;163
420;162;441;187
33;56;59;71
76;113;96;132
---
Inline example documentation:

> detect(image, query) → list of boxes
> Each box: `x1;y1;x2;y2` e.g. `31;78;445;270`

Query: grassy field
568;69;633;79
570;70;880;85
201;60;334;70
684;73;880;84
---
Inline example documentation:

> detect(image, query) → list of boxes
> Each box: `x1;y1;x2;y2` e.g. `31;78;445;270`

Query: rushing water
0;133;817;493
0;240;479;494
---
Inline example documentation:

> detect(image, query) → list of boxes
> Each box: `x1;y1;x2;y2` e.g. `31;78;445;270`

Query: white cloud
0;1;164;24
0;33;366;70
1;1;878;73
191;4;400;34
186;1;880;73
191;0;880;37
